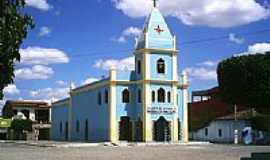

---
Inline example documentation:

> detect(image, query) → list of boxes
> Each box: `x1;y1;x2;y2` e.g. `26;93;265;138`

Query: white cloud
112;26;142;43
248;43;270;53
82;78;99;85
112;0;270;28
235;42;270;56
25;0;52;11
112;36;127;43
229;33;244;44
3;84;20;95
38;26;51;37
30;87;69;100
94;56;134;71
20;46;69;65
197;60;219;67
15;65;54;80
122;27;142;37
184;67;217;81
55;80;67;86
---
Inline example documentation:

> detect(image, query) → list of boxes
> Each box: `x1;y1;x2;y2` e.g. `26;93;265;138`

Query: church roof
136;8;174;50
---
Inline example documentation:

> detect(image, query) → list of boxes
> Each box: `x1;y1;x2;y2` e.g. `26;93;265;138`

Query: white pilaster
181;71;189;143
171;85;179;141
109;68;118;142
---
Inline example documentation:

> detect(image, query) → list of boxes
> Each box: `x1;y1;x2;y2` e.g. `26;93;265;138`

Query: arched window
205;128;208;136
122;89;130;103
137;60;141;74
138;89;141;103
152;91;155;102
218;129;222;137
157;58;165;74
158;88;165;103
98;92;102;105
76;120;80;133
85;119;89;141
60;121;63;134
105;89;108;104
167;91;171;103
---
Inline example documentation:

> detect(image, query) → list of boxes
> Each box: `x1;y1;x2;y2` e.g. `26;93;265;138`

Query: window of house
205;128;208;136
167;91;171;103
105;89;108;104
152;91;155;102
157;58;165;74
137;60;141;74
218;129;222;137
98;92;102;105
21;109;30;119
158;88;165;103
138;89;142;103
13;110;18;116
122;89;130;103
60;121;63;134
76;120;80;133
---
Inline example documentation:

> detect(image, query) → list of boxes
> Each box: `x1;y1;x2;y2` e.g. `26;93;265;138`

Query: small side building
190;110;252;143
189;87;252;143
2;100;51;140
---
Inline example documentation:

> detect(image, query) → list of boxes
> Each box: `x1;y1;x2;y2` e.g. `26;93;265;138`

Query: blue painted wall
149;84;174;121
115;84;141;121
51;102;69;141
149;53;173;80
71;85;110;142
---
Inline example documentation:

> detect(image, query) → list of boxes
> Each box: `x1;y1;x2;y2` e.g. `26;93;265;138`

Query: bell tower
133;0;184;142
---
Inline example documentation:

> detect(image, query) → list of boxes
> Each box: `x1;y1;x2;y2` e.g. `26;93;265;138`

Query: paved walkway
0;142;270;160
0;140;210;148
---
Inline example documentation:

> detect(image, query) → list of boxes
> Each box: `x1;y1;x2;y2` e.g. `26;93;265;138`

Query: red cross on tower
154;25;164;35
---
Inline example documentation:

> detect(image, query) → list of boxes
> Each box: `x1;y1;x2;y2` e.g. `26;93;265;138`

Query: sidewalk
0;140;211;148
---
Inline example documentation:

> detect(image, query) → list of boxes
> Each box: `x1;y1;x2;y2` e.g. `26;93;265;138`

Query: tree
0;0;34;99
217;52;270;111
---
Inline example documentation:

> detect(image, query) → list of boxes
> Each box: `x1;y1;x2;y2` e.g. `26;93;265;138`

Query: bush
250;116;270;132
10;119;33;131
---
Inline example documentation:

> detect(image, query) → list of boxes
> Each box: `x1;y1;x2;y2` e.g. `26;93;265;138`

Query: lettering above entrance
147;107;176;114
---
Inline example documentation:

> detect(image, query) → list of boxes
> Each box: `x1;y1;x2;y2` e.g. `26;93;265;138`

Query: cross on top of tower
153;0;158;8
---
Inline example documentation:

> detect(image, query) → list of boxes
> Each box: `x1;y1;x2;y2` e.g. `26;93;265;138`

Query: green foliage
217;53;270;110
10;119;32;131
250;116;270;132
189;106;216;131
0;0;34;99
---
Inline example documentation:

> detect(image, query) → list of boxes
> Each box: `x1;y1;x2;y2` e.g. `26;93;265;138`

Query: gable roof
136;8;174;50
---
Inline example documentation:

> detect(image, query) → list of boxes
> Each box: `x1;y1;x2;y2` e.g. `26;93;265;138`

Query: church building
51;2;189;142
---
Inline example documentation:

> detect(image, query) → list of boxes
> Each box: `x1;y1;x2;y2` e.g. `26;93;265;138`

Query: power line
67;28;270;60
179;28;270;45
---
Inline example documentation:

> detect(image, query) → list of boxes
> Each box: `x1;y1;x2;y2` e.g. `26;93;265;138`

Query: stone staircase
241;153;270;160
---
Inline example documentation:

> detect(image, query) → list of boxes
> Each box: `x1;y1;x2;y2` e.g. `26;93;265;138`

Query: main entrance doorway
154;116;171;141
119;116;132;141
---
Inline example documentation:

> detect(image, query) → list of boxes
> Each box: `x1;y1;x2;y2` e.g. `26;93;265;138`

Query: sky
1;0;270;112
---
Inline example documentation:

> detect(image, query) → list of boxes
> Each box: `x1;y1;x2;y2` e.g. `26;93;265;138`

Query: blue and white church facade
51;6;189;142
